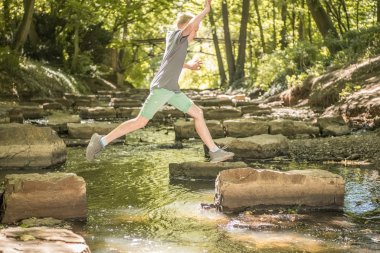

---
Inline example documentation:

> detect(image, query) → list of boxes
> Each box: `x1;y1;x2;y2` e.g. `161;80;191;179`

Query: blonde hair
176;12;195;28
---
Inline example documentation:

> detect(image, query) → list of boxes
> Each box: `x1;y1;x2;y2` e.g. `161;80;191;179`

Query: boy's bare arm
183;58;203;70
181;0;212;37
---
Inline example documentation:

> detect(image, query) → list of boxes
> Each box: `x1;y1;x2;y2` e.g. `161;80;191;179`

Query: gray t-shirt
150;29;189;92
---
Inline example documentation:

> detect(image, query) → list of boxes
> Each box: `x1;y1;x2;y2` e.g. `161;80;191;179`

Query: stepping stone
79;106;117;120
169;161;247;180
110;98;143;108
0;124;66;169
241;105;272;115
67;122;120;139
116;107;140;118
194;98;234;107
215;168;345;212
0;227;90;253
203;106;242;120
212;134;289;159
1;173;86;223
317;115;350;136
20;106;46;119
223;119;269;137
43;102;64;110
154;106;185;120
46;112;80;134
174;119;225;140
268;119;320;137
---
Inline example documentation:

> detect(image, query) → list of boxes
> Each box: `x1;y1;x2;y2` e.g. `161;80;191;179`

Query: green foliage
0;46;20;74
339;82;361;99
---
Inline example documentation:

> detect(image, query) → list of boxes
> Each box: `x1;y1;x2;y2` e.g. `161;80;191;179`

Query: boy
86;0;234;163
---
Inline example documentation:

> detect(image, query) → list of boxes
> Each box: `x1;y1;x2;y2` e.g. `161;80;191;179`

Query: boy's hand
204;0;212;12
185;58;203;70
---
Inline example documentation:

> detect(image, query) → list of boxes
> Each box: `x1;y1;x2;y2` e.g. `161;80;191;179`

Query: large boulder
0;227;91;253
223;119;269;137
79;107;117;120
317;115;350;136
215;168;345;212
67;122;120;139
1;173;87;224
0;124;66;169
174;119;225;140
268;119;320;137
169;161;247;180
203;106;242;120
212;134;289;159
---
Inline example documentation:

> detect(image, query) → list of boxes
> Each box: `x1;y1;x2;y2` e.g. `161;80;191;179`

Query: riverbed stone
212;134;289;159
215;168;345;212
203;106;242;120
317;115;350;136
20;106;46;119
268;119;320;137
240;105;272;115
79;107;117;120
154;106;185;120
194;97;234;107
43;102;64;111
174;119;224;140
0;124;66;169
1;173;87;223
169;161;248;180
67;122;120;139
223;119;269;137
0;227;91;253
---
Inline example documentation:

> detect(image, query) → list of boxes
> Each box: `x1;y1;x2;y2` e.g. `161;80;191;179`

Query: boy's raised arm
181;0;212;37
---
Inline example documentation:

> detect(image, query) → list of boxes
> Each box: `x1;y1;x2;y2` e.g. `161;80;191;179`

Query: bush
0;47;20;74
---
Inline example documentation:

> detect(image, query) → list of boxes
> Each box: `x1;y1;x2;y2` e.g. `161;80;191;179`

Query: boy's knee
134;116;149;128
192;107;204;119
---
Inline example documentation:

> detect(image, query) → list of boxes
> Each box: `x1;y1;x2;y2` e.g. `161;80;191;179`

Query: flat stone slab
154;106;186;120
110;98;143;108
194;98;234;107
203;106;242;120
67;122;119;139
116;107;140;118
169;161;248;180
212;134;289;159
240;105;272;115
215;168;345;212
0;227;91;253
268;119;320;137
79;106;117;120
174;119;225;140
1;173;86;224
46;112;81;134
0;124;66;169
317;115;350;136
223;119;269;137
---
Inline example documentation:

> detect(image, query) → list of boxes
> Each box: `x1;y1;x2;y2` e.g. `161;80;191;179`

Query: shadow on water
1;126;378;252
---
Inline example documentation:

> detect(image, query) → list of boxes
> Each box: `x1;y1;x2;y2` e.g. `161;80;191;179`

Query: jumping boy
86;0;234;163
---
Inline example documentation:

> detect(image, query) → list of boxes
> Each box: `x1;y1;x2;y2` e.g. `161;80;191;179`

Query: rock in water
1;173;87;224
215;168;344;212
174;119;224;140
169;161;248;180
67;122;120;139
0;227;91;253
212;134;289;159
0;124;66;169
223;119;269;137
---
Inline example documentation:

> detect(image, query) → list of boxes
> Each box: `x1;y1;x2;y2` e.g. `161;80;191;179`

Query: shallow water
2;126;379;252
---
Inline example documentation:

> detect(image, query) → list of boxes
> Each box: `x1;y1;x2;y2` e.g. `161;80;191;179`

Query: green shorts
138;88;194;120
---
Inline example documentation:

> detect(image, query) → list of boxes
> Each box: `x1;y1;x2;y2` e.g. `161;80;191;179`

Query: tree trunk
221;0;235;85
253;0;266;52
3;0;11;36
233;0;250;86
340;0;350;30
209;9;227;87
28;20;40;46
356;0;359;29
280;0;288;49
308;9;313;42
71;22;80;72
13;0;35;52
272;0;277;49
306;0;340;54
298;0;305;41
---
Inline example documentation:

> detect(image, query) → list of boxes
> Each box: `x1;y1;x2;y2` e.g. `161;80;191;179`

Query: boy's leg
86;88;172;161
168;93;234;161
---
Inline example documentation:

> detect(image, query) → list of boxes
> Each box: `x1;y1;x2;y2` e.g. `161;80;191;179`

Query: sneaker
86;133;104;161
209;146;235;163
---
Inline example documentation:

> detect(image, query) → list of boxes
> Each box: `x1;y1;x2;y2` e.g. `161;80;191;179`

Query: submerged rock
215;168;345;212
1;173;87;224
174;119;224;140
169;161;247;180
0;124;66;169
0;227;91;253
212;134;289;159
